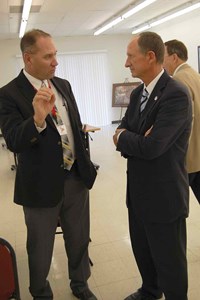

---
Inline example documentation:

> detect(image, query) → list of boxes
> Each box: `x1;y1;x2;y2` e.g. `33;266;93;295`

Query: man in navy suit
0;29;97;300
113;32;192;300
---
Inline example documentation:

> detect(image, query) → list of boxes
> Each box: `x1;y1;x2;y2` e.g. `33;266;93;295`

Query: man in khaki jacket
164;39;200;204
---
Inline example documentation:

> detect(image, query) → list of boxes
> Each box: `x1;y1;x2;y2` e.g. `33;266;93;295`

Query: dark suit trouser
188;171;200;204
23;168;90;299
128;207;188;300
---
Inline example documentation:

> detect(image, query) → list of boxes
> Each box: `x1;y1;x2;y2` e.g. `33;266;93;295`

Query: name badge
56;124;67;136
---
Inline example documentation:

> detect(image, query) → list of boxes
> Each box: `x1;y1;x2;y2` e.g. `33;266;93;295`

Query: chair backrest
0;238;21;300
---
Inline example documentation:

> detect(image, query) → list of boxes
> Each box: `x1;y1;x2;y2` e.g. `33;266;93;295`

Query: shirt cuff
34;121;47;133
117;130;125;141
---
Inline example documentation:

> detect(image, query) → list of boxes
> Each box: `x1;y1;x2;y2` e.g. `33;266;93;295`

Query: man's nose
52;58;58;66
125;59;130;67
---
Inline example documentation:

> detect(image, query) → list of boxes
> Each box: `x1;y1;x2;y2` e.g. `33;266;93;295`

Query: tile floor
0;124;200;300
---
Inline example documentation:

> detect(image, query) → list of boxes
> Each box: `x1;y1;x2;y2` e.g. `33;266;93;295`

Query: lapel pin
154;96;158;101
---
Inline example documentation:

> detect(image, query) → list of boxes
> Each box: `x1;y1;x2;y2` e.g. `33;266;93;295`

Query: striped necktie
51;105;74;170
140;88;149;113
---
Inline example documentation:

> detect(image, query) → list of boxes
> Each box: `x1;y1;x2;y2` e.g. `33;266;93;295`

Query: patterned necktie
41;80;74;170
140;88;149;113
51;105;74;170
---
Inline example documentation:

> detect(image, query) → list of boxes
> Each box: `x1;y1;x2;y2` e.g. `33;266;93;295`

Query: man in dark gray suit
0;29;97;300
113;32;192;300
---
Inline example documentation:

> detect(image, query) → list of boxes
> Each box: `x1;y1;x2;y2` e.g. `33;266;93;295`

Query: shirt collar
173;62;187;75
144;69;164;96
23;69;49;90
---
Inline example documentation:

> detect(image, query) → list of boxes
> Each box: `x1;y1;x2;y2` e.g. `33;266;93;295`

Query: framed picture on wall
112;82;141;107
198;46;200;73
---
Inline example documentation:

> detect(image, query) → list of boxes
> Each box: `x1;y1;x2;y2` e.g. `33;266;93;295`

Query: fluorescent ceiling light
94;0;157;36
19;20;28;38
133;24;150;34
94;17;122;35
132;2;200;34
19;0;33;38
123;0;157;18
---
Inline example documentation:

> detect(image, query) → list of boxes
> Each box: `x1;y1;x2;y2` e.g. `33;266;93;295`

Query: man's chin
48;73;55;79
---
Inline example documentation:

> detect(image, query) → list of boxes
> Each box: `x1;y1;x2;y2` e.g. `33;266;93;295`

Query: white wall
0;34;133;122
1;12;200;122
153;11;200;72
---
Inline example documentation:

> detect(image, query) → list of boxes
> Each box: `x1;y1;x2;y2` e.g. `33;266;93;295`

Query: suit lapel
140;72;170;117
138;71;171;130
127;84;143;131
16;70;36;114
50;78;80;132
16;71;57;130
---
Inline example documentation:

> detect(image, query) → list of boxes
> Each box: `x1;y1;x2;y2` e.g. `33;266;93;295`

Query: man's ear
147;50;156;64
23;52;32;66
172;53;179;63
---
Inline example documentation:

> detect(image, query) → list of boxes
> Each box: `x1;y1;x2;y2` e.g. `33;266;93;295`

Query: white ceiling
0;0;199;40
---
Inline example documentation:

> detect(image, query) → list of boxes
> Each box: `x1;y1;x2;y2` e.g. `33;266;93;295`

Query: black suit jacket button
30;137;37;143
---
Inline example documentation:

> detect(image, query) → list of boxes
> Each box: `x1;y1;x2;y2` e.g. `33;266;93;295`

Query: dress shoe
72;287;97;300
124;289;162;300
